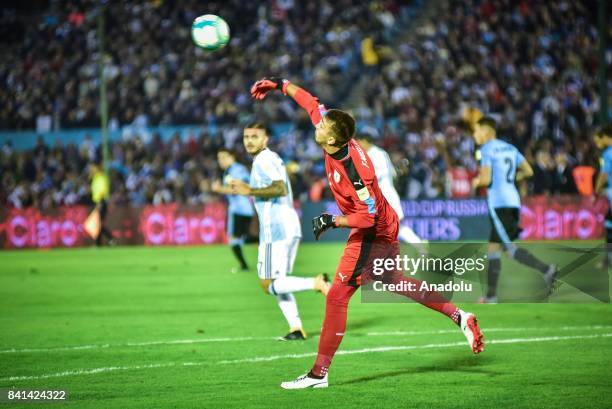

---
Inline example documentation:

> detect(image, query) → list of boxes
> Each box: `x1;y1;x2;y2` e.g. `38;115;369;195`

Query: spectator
0;0;606;208
532;150;555;195
552;151;577;195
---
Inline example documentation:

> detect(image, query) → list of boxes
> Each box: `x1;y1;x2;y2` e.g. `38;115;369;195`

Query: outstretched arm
251;78;326;126
472;166;492;189
229;180;288;199
284;82;326;126
515;159;534;182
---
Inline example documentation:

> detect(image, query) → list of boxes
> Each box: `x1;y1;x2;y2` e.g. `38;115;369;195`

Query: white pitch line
365;324;612;337
0;336;276;354
2;333;610;382
219;333;612;364
1;361;214;382
1;325;611;354
2;363;177;382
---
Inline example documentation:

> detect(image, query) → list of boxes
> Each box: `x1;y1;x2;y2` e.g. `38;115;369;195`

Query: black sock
512;248;549;274
102;227;112;240
487;257;501;298
96;228;112;246
231;244;248;269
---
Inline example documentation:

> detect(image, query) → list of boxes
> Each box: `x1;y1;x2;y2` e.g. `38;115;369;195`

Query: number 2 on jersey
504;157;514;183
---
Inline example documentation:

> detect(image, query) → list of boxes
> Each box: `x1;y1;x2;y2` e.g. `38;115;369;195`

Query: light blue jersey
224;163;254;217
480;139;525;209
250;148;301;243
603;146;612;204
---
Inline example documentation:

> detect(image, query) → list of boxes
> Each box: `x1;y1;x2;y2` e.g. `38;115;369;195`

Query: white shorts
257;237;300;279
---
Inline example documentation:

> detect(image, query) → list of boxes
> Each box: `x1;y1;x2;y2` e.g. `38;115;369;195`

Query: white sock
398;225;427;254
269;277;315;295
276;293;302;330
398;225;422;243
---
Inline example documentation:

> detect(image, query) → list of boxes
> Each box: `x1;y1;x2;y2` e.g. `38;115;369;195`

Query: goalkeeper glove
250;77;289;100
312;213;337;241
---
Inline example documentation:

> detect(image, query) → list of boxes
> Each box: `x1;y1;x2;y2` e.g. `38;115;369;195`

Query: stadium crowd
1;0;398;130
354;0;603;199
0;0;608;209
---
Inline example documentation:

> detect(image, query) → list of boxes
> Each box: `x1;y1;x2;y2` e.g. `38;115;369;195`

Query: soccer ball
191;14;230;51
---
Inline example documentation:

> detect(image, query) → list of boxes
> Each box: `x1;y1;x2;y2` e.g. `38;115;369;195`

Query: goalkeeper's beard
246;145;266;156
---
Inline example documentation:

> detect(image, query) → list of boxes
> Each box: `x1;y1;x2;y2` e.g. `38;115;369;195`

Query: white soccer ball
191;14;230;51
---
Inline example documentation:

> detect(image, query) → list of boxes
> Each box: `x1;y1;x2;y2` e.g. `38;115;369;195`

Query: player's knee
259;279;272;294
488;250;502;261
229;237;243;246
488;243;502;253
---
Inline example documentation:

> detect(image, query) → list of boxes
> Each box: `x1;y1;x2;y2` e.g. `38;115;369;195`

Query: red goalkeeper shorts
334;233;400;287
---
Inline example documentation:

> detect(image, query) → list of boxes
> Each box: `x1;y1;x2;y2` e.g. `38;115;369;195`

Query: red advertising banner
139;203;227;246
520;195;608;240
0;202;228;249
0;196;607;248
0;206;90;248
323;195;608;242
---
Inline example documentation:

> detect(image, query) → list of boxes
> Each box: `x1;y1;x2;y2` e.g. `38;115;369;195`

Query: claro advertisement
0;196;607;249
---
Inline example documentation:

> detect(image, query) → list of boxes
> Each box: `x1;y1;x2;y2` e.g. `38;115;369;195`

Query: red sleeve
292;87;327;126
345;207;376;228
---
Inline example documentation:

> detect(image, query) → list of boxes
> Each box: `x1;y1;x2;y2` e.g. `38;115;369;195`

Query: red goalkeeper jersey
292;86;399;242
326;140;399;242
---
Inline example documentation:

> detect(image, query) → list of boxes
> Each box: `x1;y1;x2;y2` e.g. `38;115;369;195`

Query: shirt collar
329;144;349;161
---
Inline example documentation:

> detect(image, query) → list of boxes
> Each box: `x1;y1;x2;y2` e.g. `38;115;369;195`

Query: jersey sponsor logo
356;186;370;201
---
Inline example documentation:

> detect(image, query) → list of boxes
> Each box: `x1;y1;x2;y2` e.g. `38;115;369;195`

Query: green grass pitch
1;244;611;408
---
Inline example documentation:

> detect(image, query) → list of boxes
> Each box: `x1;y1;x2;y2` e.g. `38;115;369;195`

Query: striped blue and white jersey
250;148;301;243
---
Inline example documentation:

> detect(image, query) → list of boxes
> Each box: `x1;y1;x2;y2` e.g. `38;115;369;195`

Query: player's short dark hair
244;122;270;136
477;116;497;131
217;147;235;157
325;109;355;146
595;124;612;138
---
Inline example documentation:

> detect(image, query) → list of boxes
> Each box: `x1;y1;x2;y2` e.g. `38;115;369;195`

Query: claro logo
0;203;229;249
139;204;227;245
3;209;86;248
141;212;222;245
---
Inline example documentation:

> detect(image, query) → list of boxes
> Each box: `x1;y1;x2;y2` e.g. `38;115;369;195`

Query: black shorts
489;207;521;244
228;213;252;238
